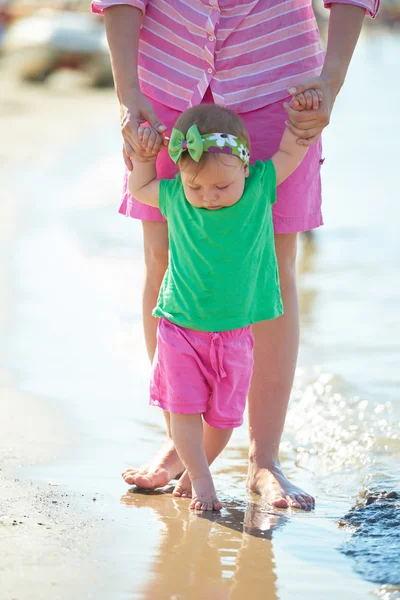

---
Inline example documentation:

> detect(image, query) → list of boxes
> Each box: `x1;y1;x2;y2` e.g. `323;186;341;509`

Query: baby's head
169;104;250;210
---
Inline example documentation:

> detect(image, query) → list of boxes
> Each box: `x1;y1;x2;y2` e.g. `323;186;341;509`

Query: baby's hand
136;125;166;161
291;89;322;111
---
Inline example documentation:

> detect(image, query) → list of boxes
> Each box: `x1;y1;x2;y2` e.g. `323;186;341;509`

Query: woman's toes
295;495;309;510
133;473;154;488
286;494;313;510
122;468;137;477
269;485;315;511
122;469;138;484
298;493;315;511
123;475;136;485
286;495;301;509
301;494;315;510
271;495;289;509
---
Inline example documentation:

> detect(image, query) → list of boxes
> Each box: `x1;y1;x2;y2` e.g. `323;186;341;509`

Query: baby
128;91;320;511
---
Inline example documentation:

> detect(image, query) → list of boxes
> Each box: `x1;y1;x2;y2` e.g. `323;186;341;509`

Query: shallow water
294;30;400;589
3;29;400;600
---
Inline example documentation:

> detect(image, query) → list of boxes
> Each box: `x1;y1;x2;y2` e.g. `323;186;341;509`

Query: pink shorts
150;318;254;429
119;89;324;234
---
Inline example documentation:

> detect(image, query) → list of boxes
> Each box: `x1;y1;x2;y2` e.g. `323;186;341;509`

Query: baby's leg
170;413;228;511
173;421;233;498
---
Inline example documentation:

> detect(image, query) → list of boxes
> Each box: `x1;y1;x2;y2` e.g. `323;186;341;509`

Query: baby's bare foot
173;470;192;498
189;475;222;511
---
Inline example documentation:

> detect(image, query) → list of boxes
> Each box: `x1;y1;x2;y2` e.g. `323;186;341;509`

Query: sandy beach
0;77;124;599
1;31;399;600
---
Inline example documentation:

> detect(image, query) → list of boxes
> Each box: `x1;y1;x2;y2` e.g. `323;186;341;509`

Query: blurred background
1;3;399;600
0;0;112;87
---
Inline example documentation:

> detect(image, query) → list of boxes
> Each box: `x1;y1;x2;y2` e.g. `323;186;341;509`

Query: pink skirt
119;89;324;234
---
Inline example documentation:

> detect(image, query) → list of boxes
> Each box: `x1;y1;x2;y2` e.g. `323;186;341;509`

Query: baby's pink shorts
150;318;254;429
119;88;324;234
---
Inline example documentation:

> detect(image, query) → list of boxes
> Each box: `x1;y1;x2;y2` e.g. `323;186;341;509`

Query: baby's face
180;155;249;211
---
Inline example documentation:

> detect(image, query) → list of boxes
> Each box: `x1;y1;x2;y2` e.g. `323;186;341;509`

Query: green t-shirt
153;159;283;332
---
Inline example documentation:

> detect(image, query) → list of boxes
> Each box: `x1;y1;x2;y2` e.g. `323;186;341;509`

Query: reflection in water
121;489;287;600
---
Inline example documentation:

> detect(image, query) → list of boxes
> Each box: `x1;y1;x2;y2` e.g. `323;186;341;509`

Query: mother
93;0;378;510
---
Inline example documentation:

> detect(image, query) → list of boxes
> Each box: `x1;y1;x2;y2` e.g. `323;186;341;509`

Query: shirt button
207;68;213;74
208;35;215;41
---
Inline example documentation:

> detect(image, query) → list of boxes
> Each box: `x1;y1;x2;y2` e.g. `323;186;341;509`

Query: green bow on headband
168;124;250;166
169;125;204;164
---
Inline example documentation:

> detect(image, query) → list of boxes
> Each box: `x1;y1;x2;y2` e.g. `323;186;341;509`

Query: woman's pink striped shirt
93;0;379;113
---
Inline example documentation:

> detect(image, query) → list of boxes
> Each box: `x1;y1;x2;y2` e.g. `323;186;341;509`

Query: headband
168;124;250;166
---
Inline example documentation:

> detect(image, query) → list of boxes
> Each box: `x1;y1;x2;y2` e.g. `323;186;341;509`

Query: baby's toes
189;497;201;510
189;497;222;511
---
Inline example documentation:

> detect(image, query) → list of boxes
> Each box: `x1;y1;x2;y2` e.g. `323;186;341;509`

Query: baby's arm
271;126;309;186
291;88;322;111
128;126;162;207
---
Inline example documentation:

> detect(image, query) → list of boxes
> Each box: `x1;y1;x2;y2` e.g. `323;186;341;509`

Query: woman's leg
170;413;223;511
122;220;183;487
246;233;315;510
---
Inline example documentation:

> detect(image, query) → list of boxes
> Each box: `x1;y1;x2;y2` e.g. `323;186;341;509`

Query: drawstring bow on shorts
210;332;227;382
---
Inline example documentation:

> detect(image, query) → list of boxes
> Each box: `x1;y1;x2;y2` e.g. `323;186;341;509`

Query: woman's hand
284;75;340;146
120;88;168;170
125;125;164;164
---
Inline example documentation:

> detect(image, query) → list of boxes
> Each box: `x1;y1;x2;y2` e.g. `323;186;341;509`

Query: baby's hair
174;104;250;176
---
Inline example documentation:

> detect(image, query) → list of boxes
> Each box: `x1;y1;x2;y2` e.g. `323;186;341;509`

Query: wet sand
0;75;126;599
1;32;399;600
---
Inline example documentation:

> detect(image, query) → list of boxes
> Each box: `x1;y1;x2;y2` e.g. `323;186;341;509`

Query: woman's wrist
115;81;142;111
319;66;345;98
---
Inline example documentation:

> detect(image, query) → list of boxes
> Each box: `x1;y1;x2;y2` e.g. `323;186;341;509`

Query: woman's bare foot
189;475;222;511
173;470;192;498
246;460;315;511
122;441;183;489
